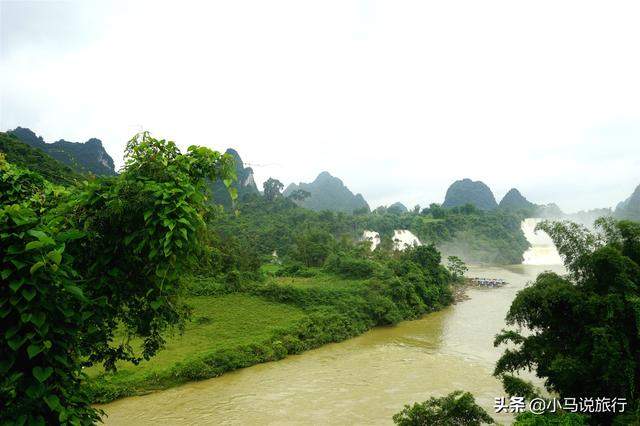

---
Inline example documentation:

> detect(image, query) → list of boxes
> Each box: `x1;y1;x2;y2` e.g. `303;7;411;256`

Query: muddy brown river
100;220;563;425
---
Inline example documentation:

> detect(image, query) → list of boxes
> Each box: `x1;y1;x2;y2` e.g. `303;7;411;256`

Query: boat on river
470;277;507;287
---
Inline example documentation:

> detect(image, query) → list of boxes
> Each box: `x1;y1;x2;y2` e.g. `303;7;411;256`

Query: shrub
324;253;377;279
392;391;494;425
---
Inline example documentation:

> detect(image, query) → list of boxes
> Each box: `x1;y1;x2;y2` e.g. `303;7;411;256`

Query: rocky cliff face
498;188;535;211
8;127;116;176
210;148;259;208
442;178;498;210
615;184;640;220
283;171;369;213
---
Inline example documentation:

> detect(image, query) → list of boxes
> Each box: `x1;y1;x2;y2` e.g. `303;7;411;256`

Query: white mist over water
521;218;563;266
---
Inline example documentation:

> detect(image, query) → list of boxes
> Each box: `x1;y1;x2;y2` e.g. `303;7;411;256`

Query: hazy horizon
2;1;640;212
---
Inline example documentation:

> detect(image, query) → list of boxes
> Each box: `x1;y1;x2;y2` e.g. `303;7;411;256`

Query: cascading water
361;230;422;251
521;218;562;265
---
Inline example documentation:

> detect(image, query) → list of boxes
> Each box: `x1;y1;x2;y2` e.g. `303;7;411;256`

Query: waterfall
521;218;563;265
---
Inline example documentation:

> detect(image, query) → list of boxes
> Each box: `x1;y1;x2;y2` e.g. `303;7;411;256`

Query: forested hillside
283;171;370;213
8;127;116;176
210;193;529;265
498;188;535;212
442;178;498;210
0;132;80;185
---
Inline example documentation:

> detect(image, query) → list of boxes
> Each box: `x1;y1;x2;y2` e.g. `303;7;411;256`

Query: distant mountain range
283;171;369;213
8;127;116;176
3;127;639;223
439;178;618;226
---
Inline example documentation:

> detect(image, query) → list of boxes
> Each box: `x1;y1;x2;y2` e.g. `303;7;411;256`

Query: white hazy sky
2;0;640;212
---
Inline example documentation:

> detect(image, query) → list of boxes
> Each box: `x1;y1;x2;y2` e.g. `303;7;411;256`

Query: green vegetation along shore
87;258;455;403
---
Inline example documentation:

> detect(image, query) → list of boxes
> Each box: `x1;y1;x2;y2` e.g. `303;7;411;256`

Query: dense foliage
392;390;494;425
88;242;455;402
211;194;529;265
494;218;640;424
0;134;235;424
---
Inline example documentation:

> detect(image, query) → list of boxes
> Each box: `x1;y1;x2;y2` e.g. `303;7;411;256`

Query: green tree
428;203;446;219
494;218;640;424
0;133;235;424
392;390;494;425
291;227;334;267
263;177;284;201
446;256;468;281
287;188;311;202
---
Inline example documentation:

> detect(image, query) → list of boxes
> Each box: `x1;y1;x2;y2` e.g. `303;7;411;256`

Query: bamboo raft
470;277;507;288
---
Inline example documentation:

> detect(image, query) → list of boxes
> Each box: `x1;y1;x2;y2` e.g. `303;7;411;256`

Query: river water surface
100;220;563;425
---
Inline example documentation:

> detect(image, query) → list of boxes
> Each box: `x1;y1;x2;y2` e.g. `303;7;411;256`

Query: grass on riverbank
87;259;453;403
87;294;306;402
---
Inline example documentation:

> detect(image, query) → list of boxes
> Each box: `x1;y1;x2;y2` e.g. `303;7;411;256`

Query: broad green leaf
5;325;19;339
63;284;87;302
22;288;37;302
27;343;43;359
29;261;45;275
27;230;55;245
31;312;46;328
8;280;22;292
10;259;26;270
58;230;85;241
47;249;62;265
32;366;53;382
25;241;46;251
44;394;61;411
25;383;43;398
7;336;27;351
27;230;47;240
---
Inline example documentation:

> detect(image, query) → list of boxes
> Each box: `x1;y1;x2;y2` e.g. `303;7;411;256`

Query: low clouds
2;0;640;212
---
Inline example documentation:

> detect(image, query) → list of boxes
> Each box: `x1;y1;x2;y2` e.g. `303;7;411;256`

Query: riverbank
97;264;563;425
87;267;453;403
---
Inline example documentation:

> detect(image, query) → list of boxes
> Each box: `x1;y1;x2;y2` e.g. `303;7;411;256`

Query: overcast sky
2;1;640;212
